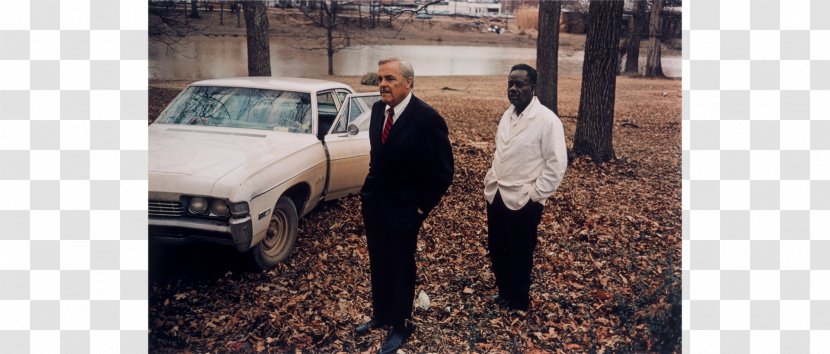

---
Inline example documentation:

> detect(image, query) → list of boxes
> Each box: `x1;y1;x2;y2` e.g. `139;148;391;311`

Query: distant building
429;0;503;18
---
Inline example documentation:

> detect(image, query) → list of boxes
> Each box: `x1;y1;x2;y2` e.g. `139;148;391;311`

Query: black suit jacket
360;95;454;231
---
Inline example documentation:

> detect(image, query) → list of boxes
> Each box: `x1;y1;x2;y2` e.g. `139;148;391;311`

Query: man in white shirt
483;64;568;311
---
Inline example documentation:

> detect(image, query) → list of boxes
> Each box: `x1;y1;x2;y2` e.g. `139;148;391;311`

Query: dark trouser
362;202;421;329
486;191;544;310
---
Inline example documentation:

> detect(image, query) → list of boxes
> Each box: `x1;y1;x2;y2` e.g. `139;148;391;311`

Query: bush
361;72;379;86
516;6;538;30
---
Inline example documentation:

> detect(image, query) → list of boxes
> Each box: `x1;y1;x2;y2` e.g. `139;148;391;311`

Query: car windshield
155;86;313;133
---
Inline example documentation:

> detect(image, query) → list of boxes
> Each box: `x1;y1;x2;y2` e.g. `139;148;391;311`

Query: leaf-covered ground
149;75;681;353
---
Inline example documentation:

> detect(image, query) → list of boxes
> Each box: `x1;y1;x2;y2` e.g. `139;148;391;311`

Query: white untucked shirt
484;96;568;210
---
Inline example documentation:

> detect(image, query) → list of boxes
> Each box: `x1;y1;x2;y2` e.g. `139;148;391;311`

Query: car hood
149;124;307;180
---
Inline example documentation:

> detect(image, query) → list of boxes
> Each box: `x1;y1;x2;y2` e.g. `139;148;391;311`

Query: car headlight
230;202;249;217
188;197;208;214
211;199;230;217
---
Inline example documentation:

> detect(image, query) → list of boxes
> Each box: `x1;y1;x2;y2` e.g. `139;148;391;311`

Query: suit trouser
486;191;544;310
362;201;421;329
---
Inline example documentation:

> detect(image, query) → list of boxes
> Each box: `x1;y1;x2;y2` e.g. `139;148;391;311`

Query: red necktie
381;109;393;144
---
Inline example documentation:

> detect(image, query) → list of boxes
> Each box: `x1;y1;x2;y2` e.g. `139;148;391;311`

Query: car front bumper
149;215;253;252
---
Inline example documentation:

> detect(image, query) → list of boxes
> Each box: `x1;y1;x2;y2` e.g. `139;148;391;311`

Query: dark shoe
507;299;529;311
355;318;384;336
378;325;413;354
491;294;510;308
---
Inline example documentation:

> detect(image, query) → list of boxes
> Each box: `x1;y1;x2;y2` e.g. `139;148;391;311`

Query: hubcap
263;209;289;256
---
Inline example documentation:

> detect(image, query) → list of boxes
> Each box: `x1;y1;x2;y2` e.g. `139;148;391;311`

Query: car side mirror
347;124;359;136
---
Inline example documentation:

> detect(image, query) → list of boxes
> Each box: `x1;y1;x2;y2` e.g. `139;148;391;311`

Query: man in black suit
356;57;454;354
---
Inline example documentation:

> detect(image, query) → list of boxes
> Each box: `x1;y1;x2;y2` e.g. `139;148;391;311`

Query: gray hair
378;57;415;88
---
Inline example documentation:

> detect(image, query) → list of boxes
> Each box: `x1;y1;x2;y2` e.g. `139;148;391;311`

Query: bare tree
297;0;348;76
573;0;624;162
219;0;225;26
233;1;243;28
535;0;563;114
323;1;339;76
149;0;209;49
296;0;440;76
368;0;379;28
382;1;441;28
242;1;272;76
645;0;665;77
358;0;363;27
189;0;200;18
623;0;647;74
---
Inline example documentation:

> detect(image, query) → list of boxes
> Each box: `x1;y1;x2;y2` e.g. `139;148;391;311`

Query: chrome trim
148;200;185;216
149;215;253;251
258;208;271;220
167;128;268;138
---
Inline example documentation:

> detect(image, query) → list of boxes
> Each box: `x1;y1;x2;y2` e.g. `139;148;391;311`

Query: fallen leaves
149;75;681;353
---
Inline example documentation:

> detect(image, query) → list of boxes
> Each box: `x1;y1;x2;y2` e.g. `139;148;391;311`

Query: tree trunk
237;3;242;28
190;0;199;18
326;1;337;76
373;1;379;28
623;0;646;74
573;0;623;162
645;0;664;77
242;1;272;76
535;0;562;115
358;1;362;27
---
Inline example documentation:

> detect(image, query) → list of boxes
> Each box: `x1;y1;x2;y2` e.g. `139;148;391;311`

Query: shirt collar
385;91;413;123
510;96;539;120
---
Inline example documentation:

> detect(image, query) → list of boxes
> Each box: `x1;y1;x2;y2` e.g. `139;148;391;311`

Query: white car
149;77;379;269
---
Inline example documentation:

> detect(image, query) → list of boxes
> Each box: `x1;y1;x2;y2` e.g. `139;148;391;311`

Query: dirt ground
149;6;682;353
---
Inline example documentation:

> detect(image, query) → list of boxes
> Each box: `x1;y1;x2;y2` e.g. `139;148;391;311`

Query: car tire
253;195;299;270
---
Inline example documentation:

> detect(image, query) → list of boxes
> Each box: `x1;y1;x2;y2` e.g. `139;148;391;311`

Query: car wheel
253;196;299;269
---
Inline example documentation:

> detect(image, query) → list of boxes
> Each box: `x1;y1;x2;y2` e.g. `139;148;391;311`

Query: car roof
189;77;354;93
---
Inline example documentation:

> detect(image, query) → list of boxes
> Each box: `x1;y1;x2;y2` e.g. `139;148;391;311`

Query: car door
316;90;340;137
323;92;380;200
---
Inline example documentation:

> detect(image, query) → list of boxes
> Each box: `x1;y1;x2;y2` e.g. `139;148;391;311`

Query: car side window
348;98;364;121
317;91;338;135
335;90;349;105
331;97;352;134
331;95;379;134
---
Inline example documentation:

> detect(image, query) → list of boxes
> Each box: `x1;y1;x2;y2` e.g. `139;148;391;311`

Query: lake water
149;36;680;79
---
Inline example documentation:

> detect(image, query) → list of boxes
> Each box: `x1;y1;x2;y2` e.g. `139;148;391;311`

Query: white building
429;0;502;18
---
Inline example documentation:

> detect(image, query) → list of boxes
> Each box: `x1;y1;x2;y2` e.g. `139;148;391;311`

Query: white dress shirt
385;91;413;124
484;96;568;210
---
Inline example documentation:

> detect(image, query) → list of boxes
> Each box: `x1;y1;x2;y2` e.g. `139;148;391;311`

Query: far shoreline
152;7;680;57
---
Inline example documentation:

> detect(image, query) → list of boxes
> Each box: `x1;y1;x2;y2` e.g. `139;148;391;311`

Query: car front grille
149;200;186;217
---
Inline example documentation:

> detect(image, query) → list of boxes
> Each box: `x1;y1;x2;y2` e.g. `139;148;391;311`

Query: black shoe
378;325;413;354
507;299;529;311
491;294;510;308
355;318;384;336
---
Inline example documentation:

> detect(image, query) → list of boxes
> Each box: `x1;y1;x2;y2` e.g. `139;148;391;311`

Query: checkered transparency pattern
0;0;148;352
684;0;830;353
